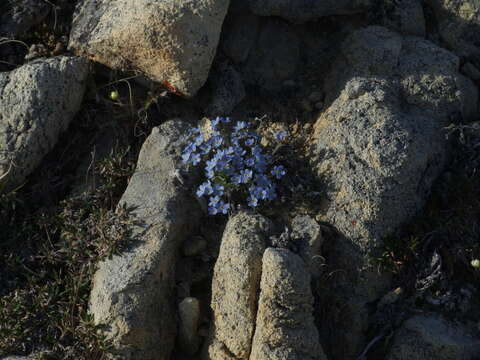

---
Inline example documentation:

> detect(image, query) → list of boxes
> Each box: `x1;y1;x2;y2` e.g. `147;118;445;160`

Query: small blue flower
188;127;201;136
190;153;201;165
196;181;213;197
266;187;277;200
274;130;288;141
200;143;212;155
182;152;191;164
240;169;253;183
245;138;255;146
234;121;248;132
211;117;221;128
209;195;221;206
231;174;242;185
221;117;231;123
212;136;223;148
271;165;286;179
245;157;255;167
213;184;225;196
247;195;258;207
194;135;204;146
206;169;215;179
217;201;230;214
208;206;219;215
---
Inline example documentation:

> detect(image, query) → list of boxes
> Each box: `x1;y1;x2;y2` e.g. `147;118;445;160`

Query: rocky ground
1;0;480;360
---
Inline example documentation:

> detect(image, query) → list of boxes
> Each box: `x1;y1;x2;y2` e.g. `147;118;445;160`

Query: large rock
0;56;88;193
311;26;477;360
250;248;328;360
386;314;480;360
207;212;272;360
314;26;478;251
248;0;369;23
425;0;480;66
89;120;200;360
0;0;50;37
69;0;230;97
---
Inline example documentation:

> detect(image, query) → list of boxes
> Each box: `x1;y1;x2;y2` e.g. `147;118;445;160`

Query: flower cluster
182;117;287;215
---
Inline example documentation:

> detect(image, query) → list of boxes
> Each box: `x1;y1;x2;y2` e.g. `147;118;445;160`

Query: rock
0;0;50;37
250;247;328;360
178;297;202;355
386;314;480;360
425;0;480;66
24;43;49;61
89;120;200;360
315;26;478;250
290;215;323;274
311;26;478;360
220;7;260;63
206;63;246;116
69;0;230;97
182;236;208;257
241;20;300;91
207;212;273;360
249;0;369;23
380;0;426;36
0;56;88;194
462;62;480;81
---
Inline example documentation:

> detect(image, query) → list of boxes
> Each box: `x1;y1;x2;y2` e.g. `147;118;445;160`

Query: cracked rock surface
0;56;88;193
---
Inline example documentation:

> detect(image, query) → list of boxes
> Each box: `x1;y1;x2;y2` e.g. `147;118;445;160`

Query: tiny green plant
182;117;287;215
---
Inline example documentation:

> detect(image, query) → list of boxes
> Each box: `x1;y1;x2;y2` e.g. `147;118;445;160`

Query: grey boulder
250;247;328;360
313;26;478;251
207;212;272;360
69;0;230;97
0;56;88;193
386;314;480;360
89;120;200;360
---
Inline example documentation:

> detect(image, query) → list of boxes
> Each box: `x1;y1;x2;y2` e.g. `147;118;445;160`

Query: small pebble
178;297;201;355
314;101;324;110
471;259;480;268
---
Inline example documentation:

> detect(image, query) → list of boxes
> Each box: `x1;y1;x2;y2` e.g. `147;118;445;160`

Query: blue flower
266;187;277;200
200;143;212;155
209;195;221;206
206;169;215;179
194;135;204;146
217;201;230;214
231;174;242;185
212;136;223;148
181;152;191;163
245;157;255;167
274;130;288;141
271;165;286;179
208;206;219;215
245;138;255;146
213;184;225;196
221;117;231;123
211;117;221;128
240;169;253;183
196;181;213;197
234;121;248;132
247;195;258;207
190;153;201;165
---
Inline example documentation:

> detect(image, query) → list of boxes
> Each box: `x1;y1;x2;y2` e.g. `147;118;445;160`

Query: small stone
178;297;202;355
182;236;207;257
308;91;323;102
314;101;324;110
303;123;312;130
471;259;480;268
24;43;48;61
